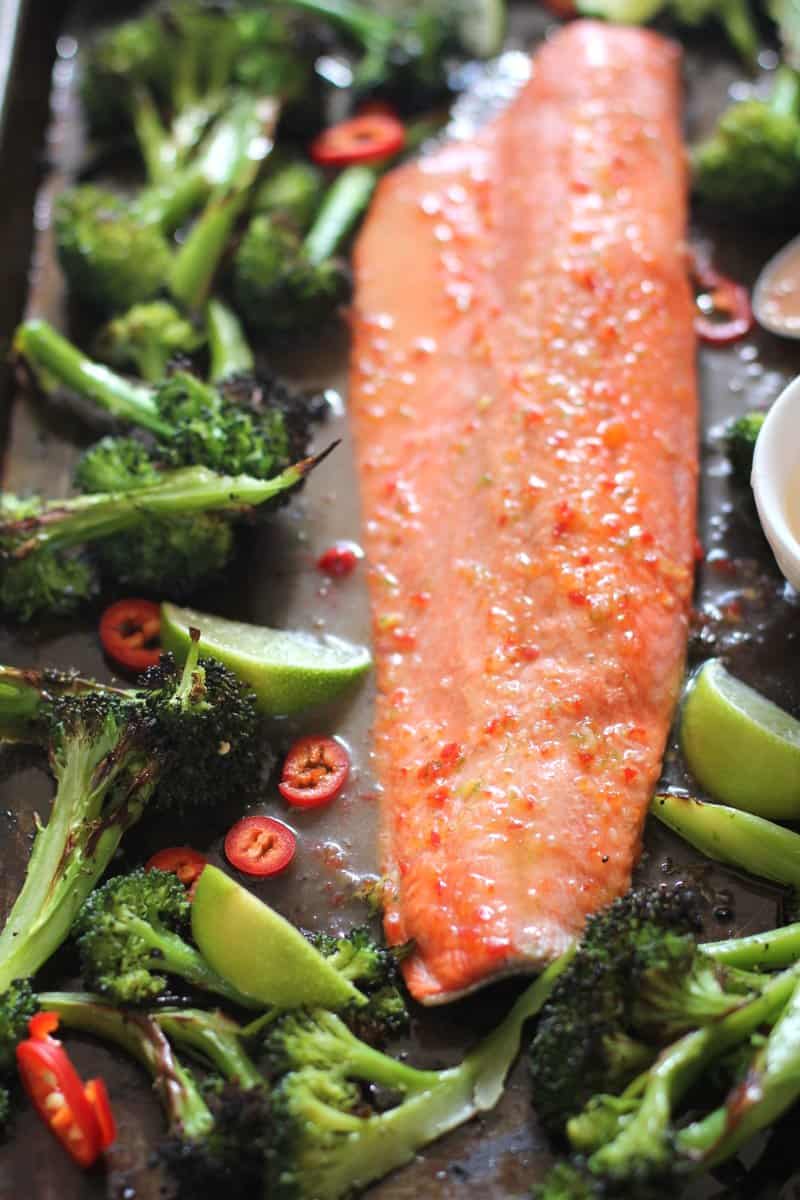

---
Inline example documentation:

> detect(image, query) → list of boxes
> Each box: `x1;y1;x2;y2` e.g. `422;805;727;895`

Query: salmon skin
350;21;697;1004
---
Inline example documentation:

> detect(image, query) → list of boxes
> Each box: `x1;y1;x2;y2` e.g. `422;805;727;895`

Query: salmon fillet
350;21;697;1004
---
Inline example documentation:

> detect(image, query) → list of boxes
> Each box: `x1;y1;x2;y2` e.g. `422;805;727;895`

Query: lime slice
192;865;364;1010
161;602;371;716
680;659;800;819
454;0;506;58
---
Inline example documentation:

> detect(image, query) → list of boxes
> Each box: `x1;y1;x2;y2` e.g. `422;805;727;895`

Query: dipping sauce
755;236;800;337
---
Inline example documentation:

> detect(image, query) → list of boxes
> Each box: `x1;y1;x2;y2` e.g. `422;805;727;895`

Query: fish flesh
350;21;697;1004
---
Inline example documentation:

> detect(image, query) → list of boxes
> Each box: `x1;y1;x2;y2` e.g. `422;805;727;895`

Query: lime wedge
160;602;371;716
191;866;364;1010
680;659;800;819
455;0;506;57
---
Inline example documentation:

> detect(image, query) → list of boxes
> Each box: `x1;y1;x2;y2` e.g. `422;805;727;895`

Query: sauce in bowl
754;235;800;338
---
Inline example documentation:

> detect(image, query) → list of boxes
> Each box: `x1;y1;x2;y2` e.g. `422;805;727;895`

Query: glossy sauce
757;239;800;335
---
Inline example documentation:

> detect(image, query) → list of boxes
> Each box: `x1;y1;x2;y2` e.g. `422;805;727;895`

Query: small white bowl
752;373;800;591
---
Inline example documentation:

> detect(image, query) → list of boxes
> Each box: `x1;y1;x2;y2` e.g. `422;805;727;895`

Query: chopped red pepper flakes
17;1012;116;1168
279;735;350;809
690;250;754;345
317;541;363;577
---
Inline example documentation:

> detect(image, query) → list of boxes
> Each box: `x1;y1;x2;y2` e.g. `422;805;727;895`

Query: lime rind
680;659;800;819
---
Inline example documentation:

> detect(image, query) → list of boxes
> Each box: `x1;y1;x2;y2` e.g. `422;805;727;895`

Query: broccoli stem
703;922;800;971
206;299;255;383
5;461;313;557
719;0;760;66
304;166;377;267
280;0;393;46
169;179;257;312
14;319;169;436
0;738;153;991
0;666;123;741
157;1010;264;1089
312;957;568;1200
769;64;800;117
676;974;800;1167
586;960;800;1175
651;793;800;889
117;915;262;1009
40;991;213;1137
131;86;178;185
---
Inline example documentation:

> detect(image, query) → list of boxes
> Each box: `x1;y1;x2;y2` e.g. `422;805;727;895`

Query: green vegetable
692;68;800;214
0;459;312;621
578;0;759;65
95;301;205;383
528;887;761;1134
75;869;259;1008
651;792;800;888
0;637;259;989
254;159;325;231
264;958;564;1200
281;0;505;95
233;165;377;334
726;410;766;482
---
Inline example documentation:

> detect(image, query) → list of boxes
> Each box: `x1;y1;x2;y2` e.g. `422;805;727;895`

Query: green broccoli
0;636;260;988
16;317;321;483
75;870;258;1008
94;302;205;383
254;159;325;232
577;0;759;65
262;961;563;1200
529;887;762;1134
692;68;800;214
234;165;376;335
0;458;311;620
280;0;506;98
725;410;765;482
306;925;409;1040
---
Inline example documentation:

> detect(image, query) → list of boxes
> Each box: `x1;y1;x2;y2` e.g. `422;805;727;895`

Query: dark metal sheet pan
1;3;800;1197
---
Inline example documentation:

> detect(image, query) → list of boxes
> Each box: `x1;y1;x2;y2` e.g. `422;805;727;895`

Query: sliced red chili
690;252;754;345
317;541;362;577
99;598;162;672
279;735;350;809
542;0;577;15
17;1012;111;1168
224;815;296;877
311;113;406;166
146;846;207;892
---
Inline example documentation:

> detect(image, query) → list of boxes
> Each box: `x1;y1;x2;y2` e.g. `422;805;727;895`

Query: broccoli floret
692;68;800;214
533;1160;608;1200
95;302;205;383
0;979;37;1074
263;962;562;1200
233;166;377;335
73;435;235;597
254;160;325;231
54;186;173;314
725;411;765;483
529;887;760;1133
0;637;260;987
16;318;322;487
81;11;172;143
75;870;256;1007
305;926;409;1041
0;458;309;621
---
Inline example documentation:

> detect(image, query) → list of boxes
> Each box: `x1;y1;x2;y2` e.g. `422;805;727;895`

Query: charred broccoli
0;638;260;988
0;458;310;620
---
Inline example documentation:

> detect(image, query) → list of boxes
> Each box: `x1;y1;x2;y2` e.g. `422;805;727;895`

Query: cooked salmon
350;21;697;1004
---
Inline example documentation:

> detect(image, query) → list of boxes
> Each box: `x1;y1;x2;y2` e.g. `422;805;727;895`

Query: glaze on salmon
350;22;697;1004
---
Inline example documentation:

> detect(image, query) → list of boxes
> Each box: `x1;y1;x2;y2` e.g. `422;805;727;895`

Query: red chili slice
690;252;754;345
146;847;207;892
17;1012;113;1168
224;815;296;877
99;598;162;672
278;735;350;809
311;113;406;166
317;541;362;577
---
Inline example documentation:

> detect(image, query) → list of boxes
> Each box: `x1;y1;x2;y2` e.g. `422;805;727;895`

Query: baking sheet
0;4;799;1197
